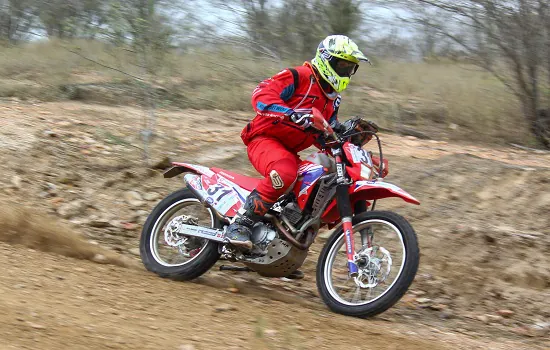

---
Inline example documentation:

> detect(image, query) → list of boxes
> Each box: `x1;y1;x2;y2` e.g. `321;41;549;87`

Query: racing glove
289;112;314;129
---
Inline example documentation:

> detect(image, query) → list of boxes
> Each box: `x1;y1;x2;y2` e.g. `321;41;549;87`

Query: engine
244;222;308;277
249;222;277;252
282;202;303;226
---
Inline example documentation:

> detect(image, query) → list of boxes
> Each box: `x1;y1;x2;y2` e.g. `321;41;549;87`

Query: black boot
225;190;273;249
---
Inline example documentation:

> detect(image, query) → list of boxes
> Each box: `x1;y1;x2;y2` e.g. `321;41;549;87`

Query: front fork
334;152;359;277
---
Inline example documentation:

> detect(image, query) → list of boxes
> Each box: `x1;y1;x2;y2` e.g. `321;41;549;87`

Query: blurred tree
215;0;282;59
274;0;323;59
319;0;362;36
539;0;550;109
0;0;37;44
370;27;414;60
34;0;108;39
411;6;447;59
242;0;273;55
220;0;365;60
38;0;80;38
78;0;108;39
397;0;550;147
103;0;175;73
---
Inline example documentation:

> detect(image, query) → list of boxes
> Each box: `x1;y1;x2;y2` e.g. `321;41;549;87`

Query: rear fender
163;162;216;178
165;162;248;217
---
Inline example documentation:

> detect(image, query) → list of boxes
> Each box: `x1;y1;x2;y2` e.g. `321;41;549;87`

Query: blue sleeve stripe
280;84;295;101
256;101;291;114
328;112;338;124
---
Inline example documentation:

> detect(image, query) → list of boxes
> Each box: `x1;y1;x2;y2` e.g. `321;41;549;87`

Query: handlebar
310;107;385;179
327;130;385;179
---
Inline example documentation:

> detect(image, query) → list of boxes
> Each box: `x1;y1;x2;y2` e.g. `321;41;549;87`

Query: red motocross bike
140;109;420;318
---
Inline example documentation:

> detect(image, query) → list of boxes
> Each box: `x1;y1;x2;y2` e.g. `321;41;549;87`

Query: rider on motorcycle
226;35;378;247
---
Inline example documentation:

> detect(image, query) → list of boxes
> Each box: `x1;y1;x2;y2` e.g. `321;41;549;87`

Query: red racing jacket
241;63;341;153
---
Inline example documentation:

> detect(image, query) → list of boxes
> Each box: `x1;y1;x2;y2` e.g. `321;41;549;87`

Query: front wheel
316;211;419;318
140;188;221;280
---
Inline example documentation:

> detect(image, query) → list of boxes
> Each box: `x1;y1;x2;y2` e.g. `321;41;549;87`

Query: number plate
349;144;373;166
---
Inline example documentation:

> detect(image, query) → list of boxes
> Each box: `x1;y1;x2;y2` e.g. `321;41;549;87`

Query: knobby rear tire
139;188;220;281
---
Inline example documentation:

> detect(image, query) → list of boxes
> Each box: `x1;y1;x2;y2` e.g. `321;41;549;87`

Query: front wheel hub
353;246;392;289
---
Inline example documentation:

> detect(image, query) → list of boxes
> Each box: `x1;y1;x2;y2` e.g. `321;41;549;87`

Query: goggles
330;58;359;77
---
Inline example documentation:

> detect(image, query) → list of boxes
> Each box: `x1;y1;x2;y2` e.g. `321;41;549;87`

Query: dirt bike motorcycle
140;108;420;318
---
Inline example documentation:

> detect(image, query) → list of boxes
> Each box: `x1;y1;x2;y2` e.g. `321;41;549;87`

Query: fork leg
342;217;358;277
337;184;358;277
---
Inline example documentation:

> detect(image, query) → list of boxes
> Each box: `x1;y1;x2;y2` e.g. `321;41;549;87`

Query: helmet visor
330;57;359;78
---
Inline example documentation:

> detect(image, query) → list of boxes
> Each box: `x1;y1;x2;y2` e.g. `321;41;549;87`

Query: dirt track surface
0;242;541;350
0;100;549;349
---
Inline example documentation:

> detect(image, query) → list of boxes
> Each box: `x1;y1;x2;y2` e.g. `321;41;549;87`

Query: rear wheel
139;188;220;280
316;211;419;318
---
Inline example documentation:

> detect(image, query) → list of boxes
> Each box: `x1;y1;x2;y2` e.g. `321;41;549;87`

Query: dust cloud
0;205;138;269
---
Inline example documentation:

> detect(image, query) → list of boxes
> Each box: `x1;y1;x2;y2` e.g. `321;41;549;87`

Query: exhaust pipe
166;215;252;249
166;215;226;243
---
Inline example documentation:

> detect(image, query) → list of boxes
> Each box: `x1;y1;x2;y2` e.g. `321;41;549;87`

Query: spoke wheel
149;198;213;267
325;220;405;306
316;211;419;318
140;189;220;280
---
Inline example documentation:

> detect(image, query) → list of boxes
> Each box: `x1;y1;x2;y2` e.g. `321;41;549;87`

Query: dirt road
0;100;548;349
0;242;541;350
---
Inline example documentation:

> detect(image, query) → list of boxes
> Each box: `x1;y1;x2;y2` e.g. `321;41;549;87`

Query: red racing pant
247;137;300;203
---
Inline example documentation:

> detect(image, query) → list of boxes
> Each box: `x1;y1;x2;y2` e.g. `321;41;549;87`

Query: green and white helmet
311;35;370;93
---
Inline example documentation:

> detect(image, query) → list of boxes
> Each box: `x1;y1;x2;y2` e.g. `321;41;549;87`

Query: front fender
321;180;419;224
353;180;420;205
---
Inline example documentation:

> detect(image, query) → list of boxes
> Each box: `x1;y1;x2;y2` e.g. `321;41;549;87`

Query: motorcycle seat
211;167;261;191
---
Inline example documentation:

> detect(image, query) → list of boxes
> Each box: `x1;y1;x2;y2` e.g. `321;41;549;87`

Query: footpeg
286;270;304;280
226;239;254;250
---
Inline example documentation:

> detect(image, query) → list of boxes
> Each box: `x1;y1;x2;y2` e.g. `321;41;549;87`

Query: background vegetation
0;0;548;147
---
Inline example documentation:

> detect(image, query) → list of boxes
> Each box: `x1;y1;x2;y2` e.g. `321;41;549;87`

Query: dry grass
0;40;538;145
343;61;528;141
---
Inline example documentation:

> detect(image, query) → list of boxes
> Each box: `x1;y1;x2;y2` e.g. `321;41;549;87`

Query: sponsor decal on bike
183;226;220;238
299;166;324;196
345;229;353;255
218;171;235;180
209;174;248;205
187;176;202;191
203;183;240;215
354;180;420;203
357;180;401;191
298;162;323;175
202;176;214;189
337;163;344;178
178;163;215;178
347;261;359;275
344;228;359;275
